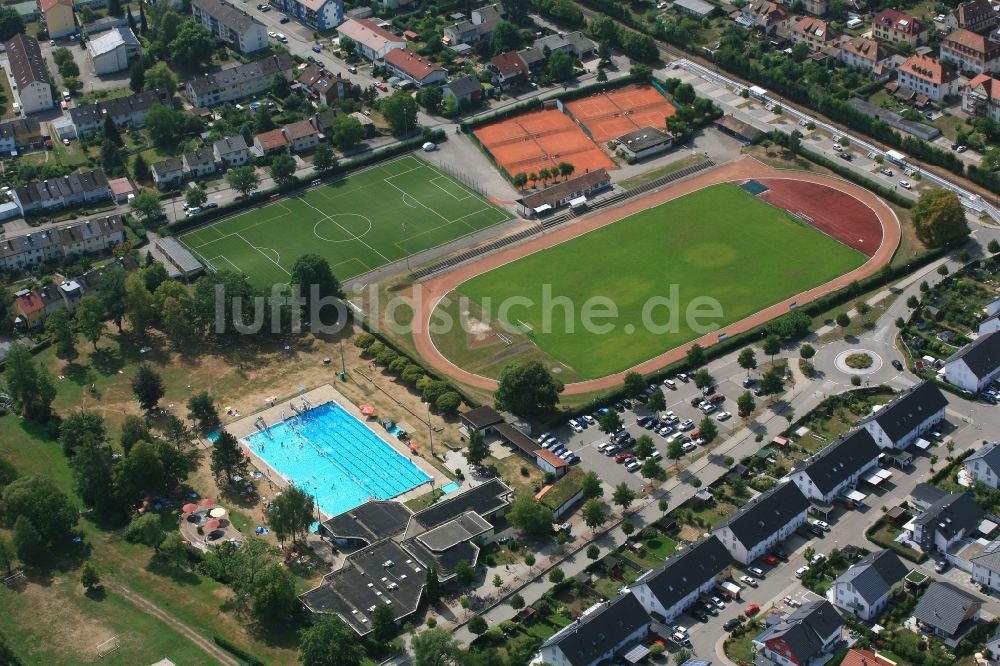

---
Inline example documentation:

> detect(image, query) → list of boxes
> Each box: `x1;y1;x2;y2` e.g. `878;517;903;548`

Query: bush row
212;636;265;666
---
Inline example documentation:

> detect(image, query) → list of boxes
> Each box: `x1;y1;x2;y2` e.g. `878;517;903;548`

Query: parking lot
544;373;749;492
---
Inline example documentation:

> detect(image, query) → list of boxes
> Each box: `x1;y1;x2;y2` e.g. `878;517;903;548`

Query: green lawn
444;183;865;380
180;155;511;287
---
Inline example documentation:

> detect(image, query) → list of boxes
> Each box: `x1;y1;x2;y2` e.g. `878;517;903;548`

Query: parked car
772;550;788;562
795;566;809;578
899;180;912;189
811;553;826;565
839;152;852;161
812;520;831;532
614;452;632;464
723;618;741;631
880;167;893;177
279;14;290;22
711;596;725;610
807;523;826;537
681;442;697;453
742;377;755;388
568;419;584;433
740;575;758;587
783;596;801;608
709;394;725;404
717;411;732;421
748;566;765;578
537;433;552;444
680;419;695;431
745;603;760;616
692;609;709;622
582;415;596;425
677;373;689;382
935;559;949;573
690;396;702;407
312;45;322;53
625;459;641;472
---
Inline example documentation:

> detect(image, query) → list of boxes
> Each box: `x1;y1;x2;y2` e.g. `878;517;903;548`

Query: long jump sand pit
473;108;615;178
566;85;677;142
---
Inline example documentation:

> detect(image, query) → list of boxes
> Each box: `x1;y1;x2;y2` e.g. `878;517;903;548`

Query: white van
663;378;676;389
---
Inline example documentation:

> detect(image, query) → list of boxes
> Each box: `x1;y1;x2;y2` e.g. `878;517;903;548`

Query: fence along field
179;155;511;287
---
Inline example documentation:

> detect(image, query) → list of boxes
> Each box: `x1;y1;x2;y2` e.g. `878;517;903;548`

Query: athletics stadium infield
412;158;900;394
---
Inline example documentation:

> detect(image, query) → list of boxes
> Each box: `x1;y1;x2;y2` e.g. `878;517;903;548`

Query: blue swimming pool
245;401;431;517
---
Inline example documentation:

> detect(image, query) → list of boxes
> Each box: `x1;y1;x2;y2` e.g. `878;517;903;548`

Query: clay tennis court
759;179;882;257
473;108;615;178
566;85;677;142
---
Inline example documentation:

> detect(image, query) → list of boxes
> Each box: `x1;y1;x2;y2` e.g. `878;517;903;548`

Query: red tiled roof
491;51;527;77
256;128;288;150
108;177;135;196
536;449;569;468
840;650;897;666
943;28;998;55
967;72;1000;102
336;18;404;52
873;8;922;35
40;0;72;12
16;292;44;315
792;16;837;41
383;48;445;82
900;54;957;85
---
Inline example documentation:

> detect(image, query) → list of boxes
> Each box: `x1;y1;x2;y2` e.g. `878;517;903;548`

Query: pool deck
226;383;447;520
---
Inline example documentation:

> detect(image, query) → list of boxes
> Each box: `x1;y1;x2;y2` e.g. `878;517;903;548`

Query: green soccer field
178;155;511;287
440;183;866;381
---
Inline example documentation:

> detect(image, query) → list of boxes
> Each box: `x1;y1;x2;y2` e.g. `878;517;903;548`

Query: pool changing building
301;479;514;634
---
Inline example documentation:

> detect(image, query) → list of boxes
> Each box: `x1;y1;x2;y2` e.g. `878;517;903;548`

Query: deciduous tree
913;189;970;247
268;485;315;545
494;361;563;417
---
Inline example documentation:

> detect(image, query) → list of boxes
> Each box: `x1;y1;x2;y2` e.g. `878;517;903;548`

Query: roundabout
835;349;883;375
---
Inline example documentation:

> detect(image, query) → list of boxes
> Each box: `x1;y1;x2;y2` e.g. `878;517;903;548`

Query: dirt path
112;584;240;666
410;157;901;395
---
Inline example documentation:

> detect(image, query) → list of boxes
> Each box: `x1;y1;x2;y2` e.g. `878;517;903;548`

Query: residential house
967;441;1000;488
516;169;611;218
944;330;1000;392
283;119;319;152
753;600;844;666
298;66;355;105
0;118;44;154
87;27;141;75
69;89;170;136
535;594;650;666
800;0;828;16
108;177;135;203
840;651;897;666
970;539;1000;593
912;581;982;644
790;17;839;51
735;0;789;35
897;54;960;101
350;111;374;137
382;49;447;87
191;0;268;55
1;215;125;274
946;0;998;34
183;149;217;178
12;170;111;215
151;158;184;189
980;312;1000;335
185;53;294;107
443;3;504;46
442;75;483;107
6;35;53;114
941;28;1000;73
517;46;546;73
827;550;908;621
270;0;343;31
488;51;529;89
632;536;732;622
857;380;947;450
533;31;596;59
873;9;924;46
963;72;1000;120
839;36;891;73
336;18;406;61
987;629;1000;664
310;108;338;136
253;128;289;156
711;482;809;564
12;290;45;330
789;429;880;503
911;490;983;553
213;135;250;167
40;0;75;38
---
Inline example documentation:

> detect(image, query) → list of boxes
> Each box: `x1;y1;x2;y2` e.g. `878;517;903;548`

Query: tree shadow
84;585;108;601
90;347;125;376
145;557;203;587
63;362;92;385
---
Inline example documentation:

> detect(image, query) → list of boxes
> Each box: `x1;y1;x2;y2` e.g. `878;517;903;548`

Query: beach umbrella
200;498;216;507
266;396;277;403
360;405;376;416
209;507;227;518
182;503;198;513
205;518;221;530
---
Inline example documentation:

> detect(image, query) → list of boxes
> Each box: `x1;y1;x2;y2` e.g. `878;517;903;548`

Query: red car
377;83;389;92
709;394;725;404
614;452;632;464
762;555;778;566
745;603;760;616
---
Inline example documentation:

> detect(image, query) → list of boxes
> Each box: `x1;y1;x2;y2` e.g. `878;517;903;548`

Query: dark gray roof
152;158;183;175
213;135;249;154
445;74;482;97
835;550;908;604
616;126;672;151
192;0;263;34
966;441;1000;476
415;511;491;552
5;34;48;87
857;380;947;444
755;600;843;662
517;46;545;65
70;90;169;127
910;482;948;509
715;481;808;548
14;170;109;206
321;500;412;544
947;331;1000;379
541;593;649;666
913;491;983;540
187;53;293;96
461;406;504;429
634;536;732;610
795;429;880;496
407;478;512;536
913;581;982;635
400;534;479;578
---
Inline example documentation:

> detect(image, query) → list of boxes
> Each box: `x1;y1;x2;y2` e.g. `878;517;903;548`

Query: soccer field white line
428;176;474;202
235;232;291;276
210;255;245;274
180;202;295;249
296;196;393;265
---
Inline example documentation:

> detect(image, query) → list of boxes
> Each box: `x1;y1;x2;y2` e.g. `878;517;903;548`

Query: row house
788;429;879;504
12;170;112;215
896;54;960;101
6;34;53;114
857;380;948;450
789;17;839;51
944;330;1000;393
535;594;650;666
872;9;924;47
946;0;998;34
940;28;1000;74
632;536;732;623
185;53;294;107
69;89;170;137
1;215;125;274
191;0;268;54
0;118;45;154
712;482;809;564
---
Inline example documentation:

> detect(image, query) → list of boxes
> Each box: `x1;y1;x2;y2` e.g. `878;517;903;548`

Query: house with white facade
535;594;650;666
839;37;891;74
857;380;947;450
940;29;1000;75
896;54;960;102
6;34;53;114
910;490;983;553
965;73;1000;122
213;135;250;167
967;442;1000;491
87;27;141;75
789;429;880;503
712;482;809;564
336;18;406;61
185;53;294;107
151;158;184;189
944;330;1000;393
182;149;217;178
191;0;268;55
753;600;844;666
382;48;447;87
827;550;908;621
12;170;112;215
970;540;1000;594
69;89;169;137
632;536;732;622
